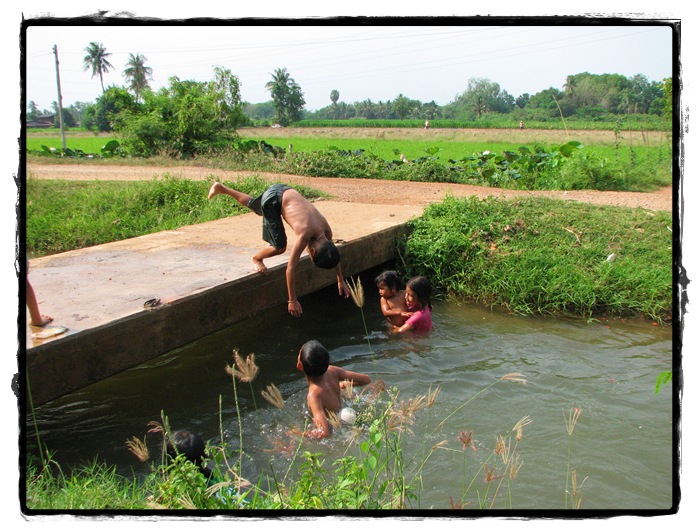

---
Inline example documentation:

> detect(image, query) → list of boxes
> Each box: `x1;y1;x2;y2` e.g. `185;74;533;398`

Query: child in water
393;276;433;333
375;270;410;327
297;339;371;439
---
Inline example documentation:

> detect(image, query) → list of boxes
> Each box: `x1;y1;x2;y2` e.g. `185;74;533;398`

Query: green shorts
247;184;291;249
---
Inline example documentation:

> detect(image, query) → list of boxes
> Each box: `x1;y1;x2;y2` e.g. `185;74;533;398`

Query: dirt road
26;163;673;211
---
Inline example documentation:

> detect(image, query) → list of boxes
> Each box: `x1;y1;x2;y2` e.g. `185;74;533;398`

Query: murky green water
26;271;675;510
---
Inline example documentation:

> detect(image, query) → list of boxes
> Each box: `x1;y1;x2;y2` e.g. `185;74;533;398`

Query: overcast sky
24;20;673;113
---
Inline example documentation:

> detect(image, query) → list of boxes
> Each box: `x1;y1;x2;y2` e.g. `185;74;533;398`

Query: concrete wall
25;225;409;406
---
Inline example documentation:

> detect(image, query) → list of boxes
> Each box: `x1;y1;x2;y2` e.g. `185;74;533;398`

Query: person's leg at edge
207;182;254;207
252;245;286;274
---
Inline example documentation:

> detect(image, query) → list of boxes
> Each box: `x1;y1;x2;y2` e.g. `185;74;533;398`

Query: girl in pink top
394;276;433;333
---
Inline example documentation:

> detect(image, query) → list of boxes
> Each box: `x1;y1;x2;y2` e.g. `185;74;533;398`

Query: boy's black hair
311;240;340;269
166;430;208;469
375;270;402;290
407;276;433;309
299;339;330;377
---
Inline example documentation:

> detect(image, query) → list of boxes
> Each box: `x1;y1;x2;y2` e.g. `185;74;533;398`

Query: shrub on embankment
400;195;672;323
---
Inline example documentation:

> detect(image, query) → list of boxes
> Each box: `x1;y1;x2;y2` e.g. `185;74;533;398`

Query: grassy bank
401;195;672;323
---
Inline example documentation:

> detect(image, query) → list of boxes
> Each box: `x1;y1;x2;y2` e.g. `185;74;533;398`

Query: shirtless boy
375;270;410;327
208;182;350;317
297;340;371;439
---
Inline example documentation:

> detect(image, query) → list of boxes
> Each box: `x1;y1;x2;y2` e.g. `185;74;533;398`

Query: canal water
25;271;675;511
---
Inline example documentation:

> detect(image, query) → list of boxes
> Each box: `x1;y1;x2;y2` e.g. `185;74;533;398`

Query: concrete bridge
22;201;422;406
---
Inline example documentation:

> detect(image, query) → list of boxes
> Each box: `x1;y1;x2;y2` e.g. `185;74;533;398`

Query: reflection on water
25;271;675;510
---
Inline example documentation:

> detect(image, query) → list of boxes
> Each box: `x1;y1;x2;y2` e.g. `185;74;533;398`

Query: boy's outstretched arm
305;398;332;439
337;368;371;387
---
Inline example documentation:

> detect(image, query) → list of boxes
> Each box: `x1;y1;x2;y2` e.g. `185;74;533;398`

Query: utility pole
53;45;67;150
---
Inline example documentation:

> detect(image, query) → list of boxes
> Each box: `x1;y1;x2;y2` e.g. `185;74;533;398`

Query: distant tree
450;78;514;119
82;86;137;132
330;89;340;119
123;53;153;103
68;101;90;125
527;87;570;118
27;100;39;121
515;93;530;109
51;102;76;127
83;42;114;92
265;67;306;126
244;101;276;121
421;100;440;120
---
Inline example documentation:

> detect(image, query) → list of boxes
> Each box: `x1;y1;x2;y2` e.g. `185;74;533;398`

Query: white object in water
340;407;357;425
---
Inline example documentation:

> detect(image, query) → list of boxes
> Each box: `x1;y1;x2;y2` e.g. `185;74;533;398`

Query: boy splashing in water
208;182;350;317
297;340;371;439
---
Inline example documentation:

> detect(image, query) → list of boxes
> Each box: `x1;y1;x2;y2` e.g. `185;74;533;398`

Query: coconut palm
122;53;153;103
83;42;114;92
265;67;305;126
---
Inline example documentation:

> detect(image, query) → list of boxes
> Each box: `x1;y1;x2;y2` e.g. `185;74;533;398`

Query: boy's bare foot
207;182;223;200
252;258;268;275
30;315;53;327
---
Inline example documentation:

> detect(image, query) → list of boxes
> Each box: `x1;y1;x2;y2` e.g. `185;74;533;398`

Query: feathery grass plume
514;415;533;441
494;434;509;462
569;469;588;509
347;275;374;356
484;465;503;483
565;406;582;436
564;406;584;508
458;430;477;451
125;436;150;462
426;384;441;408
501;373;527;384
265;434;299;458
509;453;524;480
340;379;355;400
226;349;259;383
326;410;341;430
261;383;285;409
347;276;365;308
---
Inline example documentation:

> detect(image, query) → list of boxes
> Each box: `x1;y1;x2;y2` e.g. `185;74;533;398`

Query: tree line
26;41;672;158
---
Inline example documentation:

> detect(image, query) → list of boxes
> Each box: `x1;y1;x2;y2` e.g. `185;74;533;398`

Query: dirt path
26;163;673;211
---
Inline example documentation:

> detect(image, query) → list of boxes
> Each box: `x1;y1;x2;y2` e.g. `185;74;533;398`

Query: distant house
26;114;55;128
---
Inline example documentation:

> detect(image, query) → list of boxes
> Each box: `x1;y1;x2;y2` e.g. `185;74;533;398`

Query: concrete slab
23;201;422;405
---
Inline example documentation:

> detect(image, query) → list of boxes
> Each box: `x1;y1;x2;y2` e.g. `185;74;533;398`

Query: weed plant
400;195;672;322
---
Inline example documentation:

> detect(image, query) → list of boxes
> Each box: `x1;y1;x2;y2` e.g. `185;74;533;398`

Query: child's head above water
298;339;330;377
406;276;432;310
375;270;402;294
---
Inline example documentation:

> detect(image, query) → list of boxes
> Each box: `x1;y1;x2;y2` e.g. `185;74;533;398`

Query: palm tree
122;53;153;103
83;42;114;92
265;68;305;126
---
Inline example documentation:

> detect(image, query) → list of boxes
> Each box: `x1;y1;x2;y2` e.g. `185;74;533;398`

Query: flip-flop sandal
143;298;161;309
31;325;68;340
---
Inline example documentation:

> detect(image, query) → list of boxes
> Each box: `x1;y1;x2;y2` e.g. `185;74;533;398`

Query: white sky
3;2;697;528
23;21;673;112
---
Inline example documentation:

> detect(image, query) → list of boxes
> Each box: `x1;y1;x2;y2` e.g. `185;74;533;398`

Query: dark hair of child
299;339;330;377
407;276;433;309
312;240;340;269
375;270;402;290
166;429;211;478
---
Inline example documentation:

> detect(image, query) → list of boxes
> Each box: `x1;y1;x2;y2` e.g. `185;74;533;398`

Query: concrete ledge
24;222;412;406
